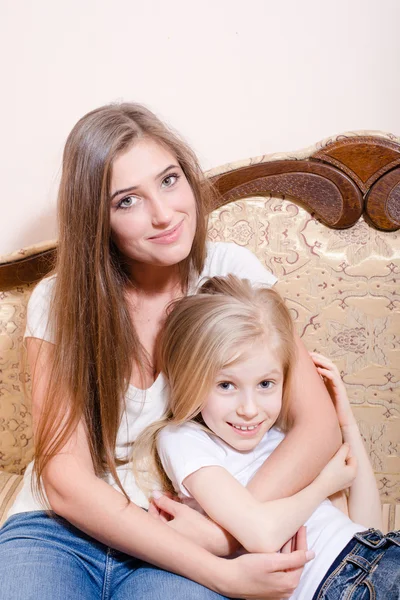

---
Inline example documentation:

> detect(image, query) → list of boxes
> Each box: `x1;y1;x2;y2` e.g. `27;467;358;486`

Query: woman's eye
218;382;234;391
259;380;273;389
118;195;138;209
161;174;179;188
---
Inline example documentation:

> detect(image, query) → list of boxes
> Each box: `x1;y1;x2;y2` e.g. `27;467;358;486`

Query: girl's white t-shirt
7;242;277;518
157;422;366;600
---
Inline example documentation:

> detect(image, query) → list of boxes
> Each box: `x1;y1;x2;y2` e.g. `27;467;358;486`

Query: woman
0;103;341;599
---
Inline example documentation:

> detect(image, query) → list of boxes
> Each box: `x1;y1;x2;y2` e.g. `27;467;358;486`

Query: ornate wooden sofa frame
0;131;399;530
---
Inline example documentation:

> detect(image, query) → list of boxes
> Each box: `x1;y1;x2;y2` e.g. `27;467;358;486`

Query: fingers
268;549;315;572
159;510;171;523
334;442;350;458
286;527;308;582
148;501;161;520
281;526;307;555
281;537;294;554
151;491;180;518
332;444;357;477
149;499;173;523
346;455;357;469
309;351;332;364
293;526;307;552
315;367;334;381
310;352;340;374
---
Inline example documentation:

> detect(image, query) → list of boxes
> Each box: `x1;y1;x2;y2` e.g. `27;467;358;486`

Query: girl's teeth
232;424;257;431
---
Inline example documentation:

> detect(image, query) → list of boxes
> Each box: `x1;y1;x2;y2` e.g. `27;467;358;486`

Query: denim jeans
312;528;400;599
0;511;230;600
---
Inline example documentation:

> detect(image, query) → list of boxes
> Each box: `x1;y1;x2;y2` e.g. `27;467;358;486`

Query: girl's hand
316;443;357;496
151;492;240;556
309;352;356;428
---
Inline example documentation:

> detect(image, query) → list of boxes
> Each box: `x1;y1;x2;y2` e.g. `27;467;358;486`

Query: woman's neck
127;262;182;297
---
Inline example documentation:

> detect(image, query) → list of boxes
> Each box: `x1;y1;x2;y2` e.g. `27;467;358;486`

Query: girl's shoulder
159;421;208;443
158;422;224;458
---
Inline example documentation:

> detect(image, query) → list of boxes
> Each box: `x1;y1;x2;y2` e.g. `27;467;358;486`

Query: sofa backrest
0;132;399;521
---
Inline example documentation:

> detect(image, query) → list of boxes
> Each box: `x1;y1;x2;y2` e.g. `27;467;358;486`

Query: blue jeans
313;528;400;599
0;511;230;600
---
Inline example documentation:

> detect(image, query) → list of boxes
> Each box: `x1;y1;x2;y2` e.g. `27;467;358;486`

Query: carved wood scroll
211;136;400;232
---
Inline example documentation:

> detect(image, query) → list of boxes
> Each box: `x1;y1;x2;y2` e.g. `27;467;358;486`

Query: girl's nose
236;393;259;419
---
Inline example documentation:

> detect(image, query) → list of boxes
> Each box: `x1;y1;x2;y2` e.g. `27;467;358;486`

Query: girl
0;103;340;599
134;275;400;600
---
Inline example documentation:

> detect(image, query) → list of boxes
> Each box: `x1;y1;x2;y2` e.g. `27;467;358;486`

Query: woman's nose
150;194;173;227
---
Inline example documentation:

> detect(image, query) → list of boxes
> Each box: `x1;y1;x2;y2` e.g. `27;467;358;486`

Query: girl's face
109;138;197;270
201;341;284;452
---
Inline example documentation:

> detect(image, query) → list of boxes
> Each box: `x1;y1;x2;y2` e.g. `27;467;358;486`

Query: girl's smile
201;340;284;451
227;420;265;436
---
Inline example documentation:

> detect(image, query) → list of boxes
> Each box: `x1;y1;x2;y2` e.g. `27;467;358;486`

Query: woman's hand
223;526;314;599
150;492;239;556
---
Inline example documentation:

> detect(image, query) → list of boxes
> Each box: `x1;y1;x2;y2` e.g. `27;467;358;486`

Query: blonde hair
33;103;217;502
132;275;296;496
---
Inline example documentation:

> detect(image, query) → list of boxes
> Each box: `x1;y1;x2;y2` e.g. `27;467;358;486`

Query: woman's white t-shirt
8;242;277;518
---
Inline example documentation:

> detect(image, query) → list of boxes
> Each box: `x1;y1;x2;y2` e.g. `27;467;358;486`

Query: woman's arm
247;334;342;502
310;352;382;529
28;337;313;599
183;445;356;554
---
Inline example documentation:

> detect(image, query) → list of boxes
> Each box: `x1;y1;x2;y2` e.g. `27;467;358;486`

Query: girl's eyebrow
218;368;282;379
110;164;180;201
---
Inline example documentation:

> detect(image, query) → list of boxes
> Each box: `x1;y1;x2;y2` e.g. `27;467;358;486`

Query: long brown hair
33;103;216;501
132;275;296;496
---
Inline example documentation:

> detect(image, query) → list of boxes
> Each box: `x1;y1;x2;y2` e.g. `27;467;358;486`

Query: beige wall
1;0;399;255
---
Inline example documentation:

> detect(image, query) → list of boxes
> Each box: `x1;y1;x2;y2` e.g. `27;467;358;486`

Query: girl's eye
218;381;234;391
117;195;138;210
259;380;273;389
161;173;179;188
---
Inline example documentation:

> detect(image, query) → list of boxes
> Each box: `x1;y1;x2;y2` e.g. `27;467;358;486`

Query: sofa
0;131;399;531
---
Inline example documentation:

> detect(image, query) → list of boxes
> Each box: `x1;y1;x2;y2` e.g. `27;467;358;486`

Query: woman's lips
148;220;184;244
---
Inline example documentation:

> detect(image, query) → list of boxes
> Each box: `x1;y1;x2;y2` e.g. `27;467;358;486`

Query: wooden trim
211;136;400;231
0;248;57;290
365;167;400;230
312;136;400;193
210;160;363;228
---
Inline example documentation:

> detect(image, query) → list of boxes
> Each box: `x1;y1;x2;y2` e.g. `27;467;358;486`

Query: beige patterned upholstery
0;284;35;475
0;472;23;527
0;133;399;532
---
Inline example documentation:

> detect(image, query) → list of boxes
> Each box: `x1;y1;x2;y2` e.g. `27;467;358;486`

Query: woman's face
109;138;197;269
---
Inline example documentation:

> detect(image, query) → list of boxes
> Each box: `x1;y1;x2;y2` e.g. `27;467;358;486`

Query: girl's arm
310;352;383;530
247;334;342;502
183;444;356;554
28;337;313;599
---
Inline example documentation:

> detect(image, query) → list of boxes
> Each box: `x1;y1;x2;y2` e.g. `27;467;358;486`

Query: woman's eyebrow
110;164;180;201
